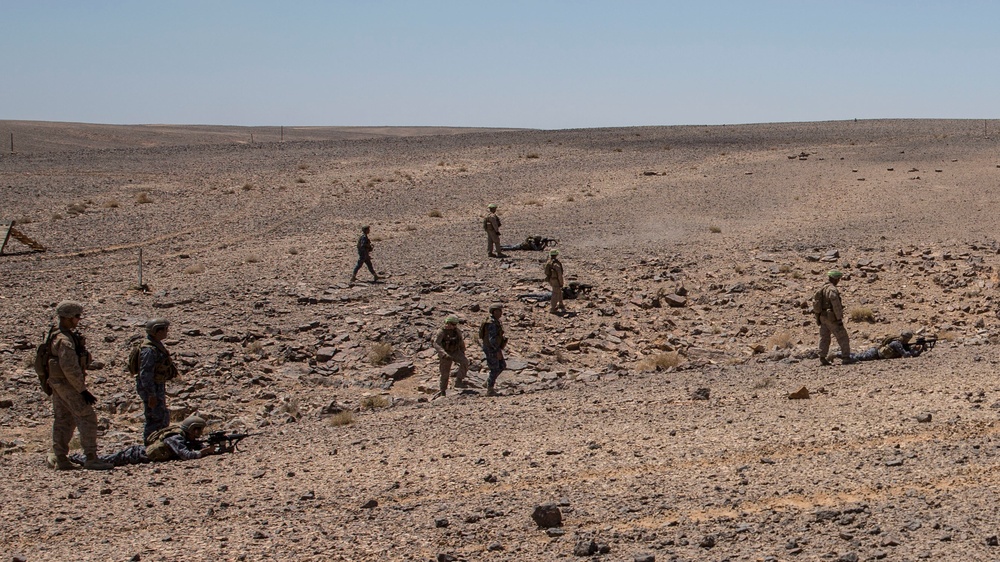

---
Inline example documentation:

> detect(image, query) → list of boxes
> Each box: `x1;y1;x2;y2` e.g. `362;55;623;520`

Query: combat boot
83;455;114;471
486;385;499;397
819;356;831;366
349;275;357;284
47;453;78;470
841;357;857;365
432;390;446;400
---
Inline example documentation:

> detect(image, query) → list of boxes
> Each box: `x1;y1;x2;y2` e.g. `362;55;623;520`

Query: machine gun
501;236;559;252
207;431;255;452
911;336;937;355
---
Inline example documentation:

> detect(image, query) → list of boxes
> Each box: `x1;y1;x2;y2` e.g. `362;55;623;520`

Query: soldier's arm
55;337;87;392
163;434;203;461
432;330;446;356
829;290;844;322
137;347;159;395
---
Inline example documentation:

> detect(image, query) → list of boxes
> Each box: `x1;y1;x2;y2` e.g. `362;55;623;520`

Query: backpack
479;320;490;342
482;216;490;231
145;425;184;455
812;287;826;315
33;327;58;395
127;342;143;376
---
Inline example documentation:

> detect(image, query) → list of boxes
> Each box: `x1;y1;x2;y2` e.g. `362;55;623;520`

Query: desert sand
3;119;1000;561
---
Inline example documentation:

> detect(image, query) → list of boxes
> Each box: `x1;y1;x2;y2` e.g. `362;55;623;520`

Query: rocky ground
3;119;1000;561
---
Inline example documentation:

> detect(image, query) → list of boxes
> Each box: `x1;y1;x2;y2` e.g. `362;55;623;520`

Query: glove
80;390;97;405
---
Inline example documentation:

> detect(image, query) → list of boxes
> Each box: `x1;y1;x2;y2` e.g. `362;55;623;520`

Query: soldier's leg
149;391;170;440
50;385;76;457
364;256;377;278
833;323;851;359
453;350;470;386
818;321;832;359
438;356;453;393
488;231;502;256
550;282;564;313
351;257;364;280
853;348;881;361
60;388;100;457
70;444;148;467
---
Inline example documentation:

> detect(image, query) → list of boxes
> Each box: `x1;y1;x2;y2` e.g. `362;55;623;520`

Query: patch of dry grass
368;342;393;366
360;395;390;411
136;192;153;204
245;255;261;264
183;263;206;275
766;330;795;350
849;307;875;323
102;200;119;209
709;225;721;233
328;411;353;426
427;209;442;218
636;351;682;372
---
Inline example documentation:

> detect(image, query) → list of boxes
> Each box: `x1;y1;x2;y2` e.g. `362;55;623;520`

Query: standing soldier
45;301;113;471
136;318;178;443
480;304;508;396
431;316;470;399
813;270;853;365
544;249;566;314
350;225;378;283
484;204;506;258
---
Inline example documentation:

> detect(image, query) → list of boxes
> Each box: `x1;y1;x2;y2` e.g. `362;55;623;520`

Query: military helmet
827;270;843;279
488;303;503;312
180;415;206;432
444;316;459;325
56;301;83;318
900;330;914;341
488;204;498;210
550;249;560;256
145;318;170;334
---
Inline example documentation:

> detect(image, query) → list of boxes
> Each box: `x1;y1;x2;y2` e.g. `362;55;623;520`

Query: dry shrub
328;411;353;427
368;342;393;366
525;199;543;206
242;183;254;191
183;263;206;275
295;178;307;184
849;307;875;323
566;195;575;202
525;153;540;159
245;255;261;264
709;225;721;233
50;213;64;221
427;209;442;218
67;203;86;215
297;163;309;170
753;377;774;389
245;341;264;355
278;396;301;419
360;395;389;411
288;247;300;255
778;264;792;273
766;330;795;350
102;200;119;209
458;167;468;172
404;225;417;231
136;192;153;204
636;351;681;372
938;330;957;342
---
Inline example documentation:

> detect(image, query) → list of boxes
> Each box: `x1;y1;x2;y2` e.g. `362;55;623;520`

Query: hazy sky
4;1;998;129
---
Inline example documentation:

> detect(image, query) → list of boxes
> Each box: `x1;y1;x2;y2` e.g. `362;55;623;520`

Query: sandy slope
3;119;1000;561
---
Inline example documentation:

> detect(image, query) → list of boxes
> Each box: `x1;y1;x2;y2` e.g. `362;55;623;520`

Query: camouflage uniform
351;226;377;282
544;252;565;313
814;274;851;364
432;320;469;395
137;335;177;443
851;333;919;362
70;416;215;467
481;305;507;395
48;328;99;459
484;206;503;257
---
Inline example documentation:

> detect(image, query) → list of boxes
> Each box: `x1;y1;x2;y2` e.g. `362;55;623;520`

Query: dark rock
699;535;716;548
0;399;13;409
691;388;710;400
434;518;449;528
532;503;563;528
986;535;999;546
634;555;655;562
838;553;858;562
916;413;932;423
252;530;268;540
487;543;504;551
437;554;459;562
315;347;337;362
815;509;842;521
546;528;565;537
662;293;687;307
361;499;378;509
379;362;415;380
573;539;598;557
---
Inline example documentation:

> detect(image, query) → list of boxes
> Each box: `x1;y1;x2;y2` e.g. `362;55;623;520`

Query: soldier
431;316;470;399
850;331;921;362
136;318;178;443
45;301;113;471
544;249;566;314
813;270;853;365
350;225;378;283
69;415;227;467
483;204;507;258
480;304;508;396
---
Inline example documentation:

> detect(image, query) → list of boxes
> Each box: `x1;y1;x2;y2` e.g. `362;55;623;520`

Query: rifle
911;336;937;354
563;282;594;300
207;431;255;452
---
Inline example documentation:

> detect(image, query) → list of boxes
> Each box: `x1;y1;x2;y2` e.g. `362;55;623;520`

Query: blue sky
3;1;997;128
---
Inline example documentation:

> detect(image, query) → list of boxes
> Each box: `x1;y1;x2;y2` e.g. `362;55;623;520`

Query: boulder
531;503;562;528
380;362;415;380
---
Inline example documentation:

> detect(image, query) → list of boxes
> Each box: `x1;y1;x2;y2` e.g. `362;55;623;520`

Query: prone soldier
70;415;229;467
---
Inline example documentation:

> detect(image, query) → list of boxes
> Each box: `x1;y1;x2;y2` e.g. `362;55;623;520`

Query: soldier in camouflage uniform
137;318;178;443
70;415;225;467
350;225;378;283
544;249;566;314
431;316;470;399
850;331;921;362
45;301;113;471
484;204;507;258
813;270;853;365
480;304;508;396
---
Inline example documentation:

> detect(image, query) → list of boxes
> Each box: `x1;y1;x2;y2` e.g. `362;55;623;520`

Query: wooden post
280;126;283;142
9;132;13;154
250;133;254;144
138;248;144;288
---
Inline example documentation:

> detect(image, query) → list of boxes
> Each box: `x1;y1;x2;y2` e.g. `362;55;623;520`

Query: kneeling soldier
432;316;470;398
